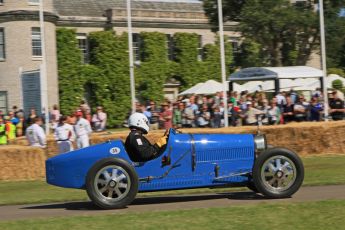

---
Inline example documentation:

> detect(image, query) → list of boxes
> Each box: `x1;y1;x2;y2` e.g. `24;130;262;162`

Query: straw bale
0;145;46;181
43;121;345;157
1;121;344;181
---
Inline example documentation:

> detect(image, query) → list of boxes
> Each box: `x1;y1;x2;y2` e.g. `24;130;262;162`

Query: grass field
0;155;345;205
0;200;344;230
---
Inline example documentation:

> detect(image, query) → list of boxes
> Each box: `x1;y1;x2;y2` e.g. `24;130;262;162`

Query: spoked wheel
253;147;304;198
86;158;138;209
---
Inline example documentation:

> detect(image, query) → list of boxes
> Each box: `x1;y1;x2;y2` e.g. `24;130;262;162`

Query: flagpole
127;0;136;113
39;0;49;134
319;0;329;121
217;0;228;127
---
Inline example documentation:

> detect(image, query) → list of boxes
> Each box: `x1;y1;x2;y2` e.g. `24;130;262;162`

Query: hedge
56;29;234;127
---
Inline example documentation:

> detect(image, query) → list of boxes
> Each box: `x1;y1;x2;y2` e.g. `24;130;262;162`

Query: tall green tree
240;0;318;66
236;38;263;67
324;0;345;69
203;0;246;28
204;0;319;67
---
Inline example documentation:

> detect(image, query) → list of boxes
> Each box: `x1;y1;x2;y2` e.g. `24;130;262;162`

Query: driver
125;113;168;162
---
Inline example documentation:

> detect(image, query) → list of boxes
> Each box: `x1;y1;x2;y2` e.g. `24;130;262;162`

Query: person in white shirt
54;115;76;154
245;101;265;125
74;110;92;149
26;117;46;148
276;92;287;107
91;106;107;132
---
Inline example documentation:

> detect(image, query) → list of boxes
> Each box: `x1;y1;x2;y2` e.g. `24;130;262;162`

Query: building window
132;33;142;62
166;34;175;61
28;0;39;5
0;91;7;114
0;0;4;5
228;37;240;58
0;28;5;60
31;27;42;57
76;33;89;63
197;35;203;61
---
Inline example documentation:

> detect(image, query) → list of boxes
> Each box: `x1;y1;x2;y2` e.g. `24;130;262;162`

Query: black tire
247;180;259;193
86;158;138;209
253;147;304;198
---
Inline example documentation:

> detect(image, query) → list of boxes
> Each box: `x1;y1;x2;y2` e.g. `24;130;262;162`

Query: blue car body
46;129;255;192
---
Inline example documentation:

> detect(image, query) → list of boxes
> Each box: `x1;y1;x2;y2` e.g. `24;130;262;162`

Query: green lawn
1;200;344;230
0;155;345;205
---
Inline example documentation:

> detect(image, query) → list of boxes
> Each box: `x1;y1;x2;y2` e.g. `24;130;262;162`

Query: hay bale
46;121;345;157
0;145;46;181
1;121;344;181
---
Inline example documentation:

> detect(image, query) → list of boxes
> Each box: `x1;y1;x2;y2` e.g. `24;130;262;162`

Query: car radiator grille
196;147;253;162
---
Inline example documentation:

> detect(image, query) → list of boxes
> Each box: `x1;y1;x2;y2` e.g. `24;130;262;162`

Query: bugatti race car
46;128;304;209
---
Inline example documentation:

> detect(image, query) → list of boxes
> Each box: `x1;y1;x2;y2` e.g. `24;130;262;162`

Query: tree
203;0;246;28
332;79;344;90
204;0;319;67
240;0;318;66
324;0;345;68
327;68;345;77
236;38;263;67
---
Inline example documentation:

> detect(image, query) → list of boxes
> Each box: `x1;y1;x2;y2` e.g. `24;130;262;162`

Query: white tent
229;66;323;94
232;82;245;92
179;82;204;95
193;80;228;95
179;80;229;95
264;66;323;79
230;66;323;81
291;75;345;91
327;74;345;87
239;79;300;93
241;81;264;92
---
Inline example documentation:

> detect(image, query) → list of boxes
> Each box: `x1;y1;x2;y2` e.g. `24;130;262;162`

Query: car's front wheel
252;147;304;198
86;158;138;209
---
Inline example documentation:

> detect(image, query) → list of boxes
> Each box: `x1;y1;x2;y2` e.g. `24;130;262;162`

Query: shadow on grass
21;191;265;211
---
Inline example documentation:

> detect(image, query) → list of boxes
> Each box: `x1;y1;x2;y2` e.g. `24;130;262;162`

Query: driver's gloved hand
155;136;168;148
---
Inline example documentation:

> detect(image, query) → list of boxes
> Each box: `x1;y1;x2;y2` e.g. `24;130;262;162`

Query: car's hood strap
189;133;196;172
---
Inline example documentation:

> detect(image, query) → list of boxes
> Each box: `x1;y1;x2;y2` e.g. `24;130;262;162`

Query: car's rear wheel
253;147;304;198
86;158;138;209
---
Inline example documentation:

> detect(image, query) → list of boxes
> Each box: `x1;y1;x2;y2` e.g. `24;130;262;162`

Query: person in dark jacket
125;113;167;162
329;91;345;121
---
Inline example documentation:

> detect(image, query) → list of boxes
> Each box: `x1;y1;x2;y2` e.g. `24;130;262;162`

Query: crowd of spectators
1;89;344;146
135;89;345;130
0;101;107;147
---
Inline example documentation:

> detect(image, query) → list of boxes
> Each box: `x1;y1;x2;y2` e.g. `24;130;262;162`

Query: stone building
0;0;241;115
0;0;58;115
0;0;319;115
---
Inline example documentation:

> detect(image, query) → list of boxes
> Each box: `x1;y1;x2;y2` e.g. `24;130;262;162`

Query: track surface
1;185;345;221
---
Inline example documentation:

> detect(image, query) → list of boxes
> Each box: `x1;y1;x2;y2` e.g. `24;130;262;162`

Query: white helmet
128;112;150;134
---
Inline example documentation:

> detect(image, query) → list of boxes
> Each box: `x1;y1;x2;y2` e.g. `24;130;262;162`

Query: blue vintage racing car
46;128;304;209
